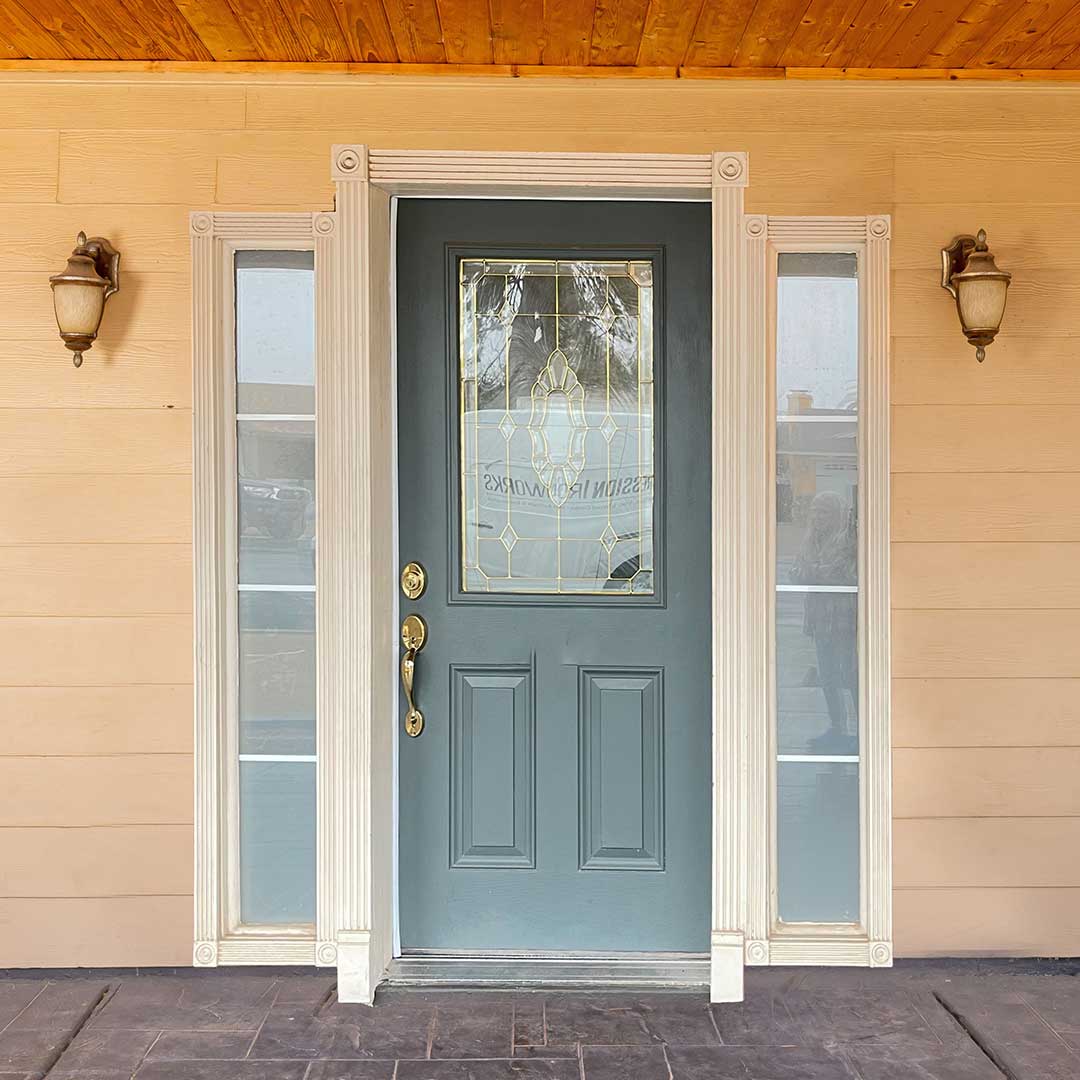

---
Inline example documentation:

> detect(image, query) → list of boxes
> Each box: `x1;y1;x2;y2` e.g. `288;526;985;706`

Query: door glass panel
459;259;655;595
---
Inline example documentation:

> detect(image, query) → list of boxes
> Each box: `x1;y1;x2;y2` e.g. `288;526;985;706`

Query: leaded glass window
459;258;655;596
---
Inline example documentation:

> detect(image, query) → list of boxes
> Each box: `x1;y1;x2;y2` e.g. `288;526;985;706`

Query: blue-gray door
397;199;711;953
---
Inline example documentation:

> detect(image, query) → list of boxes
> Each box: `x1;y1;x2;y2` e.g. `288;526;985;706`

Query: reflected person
790;491;857;753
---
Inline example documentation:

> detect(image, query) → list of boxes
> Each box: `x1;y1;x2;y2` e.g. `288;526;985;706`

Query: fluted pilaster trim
710;152;754;1003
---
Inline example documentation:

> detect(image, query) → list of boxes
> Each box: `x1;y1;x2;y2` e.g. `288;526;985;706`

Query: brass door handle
400;614;427;737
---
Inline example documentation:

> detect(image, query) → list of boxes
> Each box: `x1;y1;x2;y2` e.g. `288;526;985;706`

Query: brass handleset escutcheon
400;561;426;600
400;613;427;738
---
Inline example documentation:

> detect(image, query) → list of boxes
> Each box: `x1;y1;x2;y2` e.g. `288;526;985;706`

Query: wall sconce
49;232;120;367
941;229;1011;362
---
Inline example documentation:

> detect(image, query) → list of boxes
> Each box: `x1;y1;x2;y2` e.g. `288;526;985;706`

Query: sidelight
772;251;861;926
233;251;317;927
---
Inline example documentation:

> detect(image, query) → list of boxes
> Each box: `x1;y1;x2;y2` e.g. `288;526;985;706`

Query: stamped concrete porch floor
1;961;1079;1080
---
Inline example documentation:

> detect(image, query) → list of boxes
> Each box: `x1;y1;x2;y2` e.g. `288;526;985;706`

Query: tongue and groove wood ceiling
2;0;1080;74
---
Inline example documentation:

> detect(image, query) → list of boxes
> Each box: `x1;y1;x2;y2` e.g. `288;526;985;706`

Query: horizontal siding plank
0;340;191;409
0;896;191;967
892;336;1080;406
1;685;192;755
59;132;218;203
6;205;193;274
0;755;192;826
242;83;1080;133
893;405;1080;473
2;271;190;340
891;204;1080;271
894;747;1080;817
0;408;191;475
0;475;192;544
0;616;193;686
892;678;1080;748
0;824;192;896
894;609;1080;679
0;131;59;202
892;474;1080;542
895;887;1080;957
215;139;336;205
896;133;1080;202
0;84;245;129
892;542;1080;608
893;269;1080;338
895;818;1080;888
0;545;192;616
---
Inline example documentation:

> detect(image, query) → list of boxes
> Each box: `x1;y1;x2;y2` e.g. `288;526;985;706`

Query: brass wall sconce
941;229;1011;362
49;231;121;367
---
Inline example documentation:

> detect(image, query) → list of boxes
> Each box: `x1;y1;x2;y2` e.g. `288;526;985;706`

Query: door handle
400;614;427;738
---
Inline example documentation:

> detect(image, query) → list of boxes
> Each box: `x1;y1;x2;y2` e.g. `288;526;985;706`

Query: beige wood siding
2;73;1080;965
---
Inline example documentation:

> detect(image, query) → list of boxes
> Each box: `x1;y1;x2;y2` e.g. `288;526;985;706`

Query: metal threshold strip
387;951;709;989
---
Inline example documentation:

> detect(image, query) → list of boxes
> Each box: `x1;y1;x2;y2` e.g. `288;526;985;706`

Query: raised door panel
579;668;664;871
450;665;535;868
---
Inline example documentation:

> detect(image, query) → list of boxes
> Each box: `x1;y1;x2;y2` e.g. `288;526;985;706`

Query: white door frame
191;146;893;1004
320;145;755;1004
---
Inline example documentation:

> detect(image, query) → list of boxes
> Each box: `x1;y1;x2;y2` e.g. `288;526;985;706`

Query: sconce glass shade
955;273;1009;338
49;232;120;368
941;229;1011;363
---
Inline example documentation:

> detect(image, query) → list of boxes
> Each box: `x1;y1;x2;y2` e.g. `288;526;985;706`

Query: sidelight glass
234;249;317;929
237;421;315;587
235;251;315;415
774;251;861;927
459;259;655;595
777;761;859;923
239;759;316;924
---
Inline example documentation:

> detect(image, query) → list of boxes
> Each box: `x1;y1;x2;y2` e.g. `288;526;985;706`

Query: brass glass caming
459;258;655;595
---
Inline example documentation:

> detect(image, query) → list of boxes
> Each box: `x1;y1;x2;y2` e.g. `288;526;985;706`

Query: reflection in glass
460;259;654;595
238;592;315;756
776;444;857;586
776;593;858;756
239;760;316;925
235;251;315;415
237;421;315;587
774;251;862;929
777;761;859;923
777;253;858;417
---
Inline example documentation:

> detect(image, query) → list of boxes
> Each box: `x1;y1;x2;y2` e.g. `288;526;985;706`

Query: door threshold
386;951;709;989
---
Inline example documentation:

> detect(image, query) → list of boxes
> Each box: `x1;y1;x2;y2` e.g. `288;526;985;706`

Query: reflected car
240;478;311;541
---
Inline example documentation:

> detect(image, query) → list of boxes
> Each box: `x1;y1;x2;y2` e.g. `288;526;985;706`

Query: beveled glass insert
460;258;655;595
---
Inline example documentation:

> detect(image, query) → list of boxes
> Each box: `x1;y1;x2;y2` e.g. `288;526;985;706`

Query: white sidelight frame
192;146;892;1004
191;209;337;965
743;215;892;969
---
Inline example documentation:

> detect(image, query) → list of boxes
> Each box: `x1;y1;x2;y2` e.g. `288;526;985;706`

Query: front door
397;199;711;954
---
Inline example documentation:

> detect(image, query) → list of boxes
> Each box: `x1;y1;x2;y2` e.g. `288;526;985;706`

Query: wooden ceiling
2;0;1080;76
